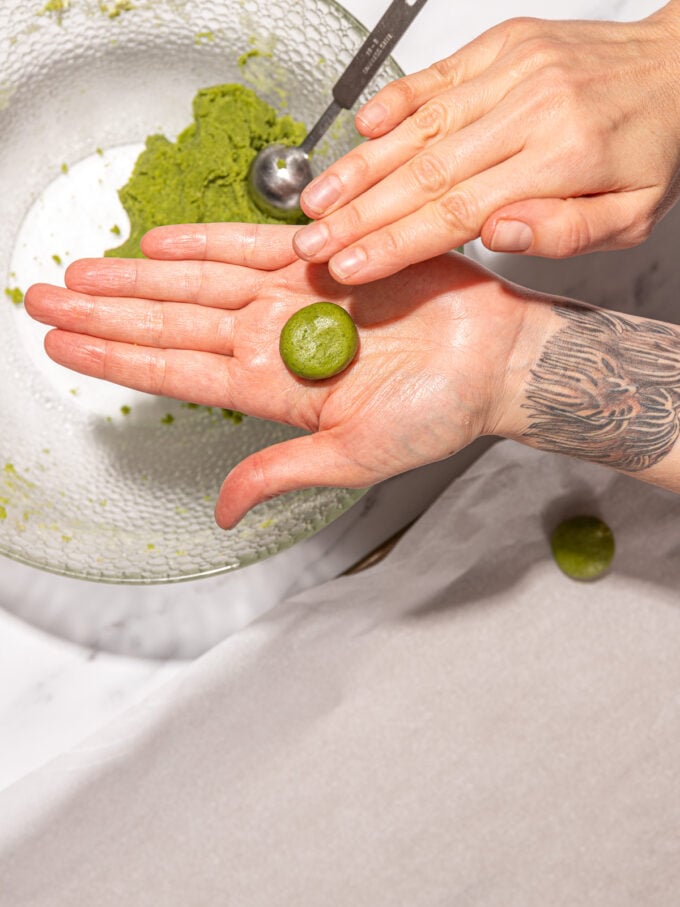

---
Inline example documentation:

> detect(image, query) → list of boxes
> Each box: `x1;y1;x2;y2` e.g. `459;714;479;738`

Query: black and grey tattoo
523;305;680;472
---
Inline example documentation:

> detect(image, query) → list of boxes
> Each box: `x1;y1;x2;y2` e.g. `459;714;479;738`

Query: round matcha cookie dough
550;515;615;581
280;302;358;380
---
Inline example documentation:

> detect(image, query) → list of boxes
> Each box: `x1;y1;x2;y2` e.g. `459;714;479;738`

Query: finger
301;66;521;220
44;329;237;408
140;222;300;268
64;257;265;309
296;103;524;262
323;152;552;284
215;432;375;529
354;23;510;138
481;190;656;257
25;284;236;354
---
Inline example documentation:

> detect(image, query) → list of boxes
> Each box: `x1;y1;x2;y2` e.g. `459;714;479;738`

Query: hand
24;224;529;528
292;3;680;284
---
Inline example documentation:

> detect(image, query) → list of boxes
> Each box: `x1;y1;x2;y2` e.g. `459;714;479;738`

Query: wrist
484;288;558;443
491;298;680;492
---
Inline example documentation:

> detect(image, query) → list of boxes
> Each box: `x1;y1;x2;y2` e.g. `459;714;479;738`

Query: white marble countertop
0;0;668;795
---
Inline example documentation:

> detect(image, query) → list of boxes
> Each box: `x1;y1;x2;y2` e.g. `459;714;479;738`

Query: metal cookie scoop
248;0;430;218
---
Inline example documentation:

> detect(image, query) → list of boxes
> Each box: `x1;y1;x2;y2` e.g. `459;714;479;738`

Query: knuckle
409;151;449;195
410;99;450;143
336;202;366;243
436;188;479;236
215;314;234;352
556;117;605;172
514;36;563;73
382;76;417;111
238;222;260;265
144;300;165;345
187;264;207;303
379;226;406;260
429;55;461;88
554;209;594;257
146;352;169;396
489;17;543;55
343;148;372;185
531;62;587;117
242;451;268;497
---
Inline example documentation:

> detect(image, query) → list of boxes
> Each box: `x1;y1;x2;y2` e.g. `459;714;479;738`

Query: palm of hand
25;227;519;526
198;255;501;482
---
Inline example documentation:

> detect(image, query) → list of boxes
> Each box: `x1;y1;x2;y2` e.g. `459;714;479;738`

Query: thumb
481;192;651;258
214;432;373;529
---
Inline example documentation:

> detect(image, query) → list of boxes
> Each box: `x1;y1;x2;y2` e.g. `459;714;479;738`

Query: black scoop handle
332;0;429;110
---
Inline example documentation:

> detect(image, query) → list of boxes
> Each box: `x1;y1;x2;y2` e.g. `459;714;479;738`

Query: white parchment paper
1;441;680;906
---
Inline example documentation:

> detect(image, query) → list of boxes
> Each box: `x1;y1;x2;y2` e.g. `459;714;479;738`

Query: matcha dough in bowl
107;83;308;257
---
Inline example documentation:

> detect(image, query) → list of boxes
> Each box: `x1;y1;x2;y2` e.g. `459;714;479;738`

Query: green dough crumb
106;83;308;258
60;162;68;174
550;515;615;581
39;0;69;23
0;505;6;520
221;408;243;424
110;224;121;236
120;404;131;415
100;0;135;18
280;301;358;380
52;254;62;265
237;48;272;67
160;413;174;424
5;287;23;305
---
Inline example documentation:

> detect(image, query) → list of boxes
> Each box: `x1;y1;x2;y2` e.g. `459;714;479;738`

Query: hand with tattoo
292;1;680;283
24;223;680;526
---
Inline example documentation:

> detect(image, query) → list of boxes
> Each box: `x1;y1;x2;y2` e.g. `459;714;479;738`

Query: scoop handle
332;0;429;110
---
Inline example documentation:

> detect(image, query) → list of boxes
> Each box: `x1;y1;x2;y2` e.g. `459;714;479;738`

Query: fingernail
331;247;367;280
356;101;388;131
489;220;533;253
294;222;330;258
302;174;342;215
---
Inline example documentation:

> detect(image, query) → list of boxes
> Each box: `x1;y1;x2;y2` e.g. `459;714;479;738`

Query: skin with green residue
106;83;308;258
280;302;359;380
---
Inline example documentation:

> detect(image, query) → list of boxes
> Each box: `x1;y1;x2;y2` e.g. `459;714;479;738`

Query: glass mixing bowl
0;0;403;583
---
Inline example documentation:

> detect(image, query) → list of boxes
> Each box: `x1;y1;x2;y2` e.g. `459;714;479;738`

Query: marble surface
0;0;670;794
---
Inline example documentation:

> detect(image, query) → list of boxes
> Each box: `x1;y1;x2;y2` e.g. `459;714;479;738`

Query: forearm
494;296;680;493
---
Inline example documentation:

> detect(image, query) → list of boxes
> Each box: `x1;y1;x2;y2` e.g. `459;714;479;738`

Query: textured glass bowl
0;0;403;583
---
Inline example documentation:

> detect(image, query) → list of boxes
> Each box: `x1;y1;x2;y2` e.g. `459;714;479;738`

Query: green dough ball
280;302;358;380
550;515;615;581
